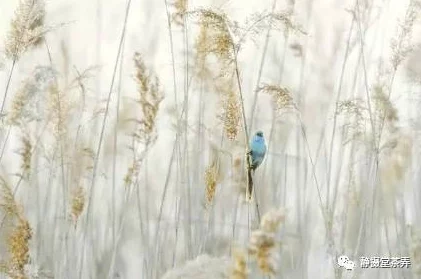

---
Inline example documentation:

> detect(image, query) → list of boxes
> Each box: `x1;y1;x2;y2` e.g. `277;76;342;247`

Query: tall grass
0;0;420;278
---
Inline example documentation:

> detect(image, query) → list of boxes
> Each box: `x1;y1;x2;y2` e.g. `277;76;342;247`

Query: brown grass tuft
221;85;241;141
5;0;46;60
123;159;140;189
194;22;213;81
68;146;93;226
0;178;20;219
241;11;306;46
6;218;32;279
133;52;164;144
230;249;248;279
0;177;32;279
172;0;188;26
7;87;28;126
258;84;295;113
390;0;420;70
204;162;219;206
18;134;32;180
270;11;307;35
336;98;367;144
248;207;286;275
70;185;85;226
190;9;235;76
47;83;69;139
373;84;398;127
122;53;164;189
0;262;7;274
7;66;56;126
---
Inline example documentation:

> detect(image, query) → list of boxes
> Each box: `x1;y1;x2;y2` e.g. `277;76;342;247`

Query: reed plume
69;146;94;226
47;83;69;139
258;84;295;113
220;84;241;141
7;66;56;126
6;218;32;279
132;52;164;145
336;98;368;144
390;0;420;70
172;0;188;26
123;53;164;189
0;178;19;219
204;162;219;207
248;207;286;275
0;178;32;279
123;159;140;189
70;185;85;227
4;0;46;61
190;9;235;78
230;249;248;279
18;134;32;181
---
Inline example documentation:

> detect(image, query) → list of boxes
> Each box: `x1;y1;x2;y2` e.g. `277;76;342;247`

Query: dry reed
248;207;286;275
132;52;164;144
18;134;31;180
258;84;295;112
230;249;248;279
172;0;188;26
0;178;32;279
70;185;85;226
220;84;241;141
204;162;218;206
4;0;46;61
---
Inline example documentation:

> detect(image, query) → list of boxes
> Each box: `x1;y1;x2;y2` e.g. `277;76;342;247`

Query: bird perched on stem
246;131;266;201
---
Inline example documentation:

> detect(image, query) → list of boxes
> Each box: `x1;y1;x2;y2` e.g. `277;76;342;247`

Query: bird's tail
247;168;253;201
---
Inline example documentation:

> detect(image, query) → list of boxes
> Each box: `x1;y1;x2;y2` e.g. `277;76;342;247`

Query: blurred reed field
1;0;421;278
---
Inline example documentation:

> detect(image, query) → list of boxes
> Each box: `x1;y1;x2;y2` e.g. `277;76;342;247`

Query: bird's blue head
255;131;264;137
253;131;265;143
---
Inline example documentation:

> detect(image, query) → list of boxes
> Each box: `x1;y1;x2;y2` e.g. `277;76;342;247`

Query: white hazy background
1;0;421;278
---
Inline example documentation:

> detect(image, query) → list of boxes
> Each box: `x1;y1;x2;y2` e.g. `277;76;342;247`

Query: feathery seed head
172;0;188;26
5;0;46;60
205;162;219;206
194;23;213;80
70;186;85;226
8;66;56;126
373;85;398;125
0;178;20;219
133;52;164;144
47;83;69;139
258;84;295;113
230;249;248;279
0;177;32;279
18;135;32;181
336;98;367;143
190;9;235;70
123;160;140;189
260;208;286;232
390;0;420;70
248;207;286;275
7;218;32;279
221;87;241;141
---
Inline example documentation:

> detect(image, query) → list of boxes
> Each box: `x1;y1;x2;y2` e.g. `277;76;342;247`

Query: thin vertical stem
79;1;132;277
1;59;17;117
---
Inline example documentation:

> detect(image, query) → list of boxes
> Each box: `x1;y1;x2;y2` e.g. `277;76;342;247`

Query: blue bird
247;131;267;200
